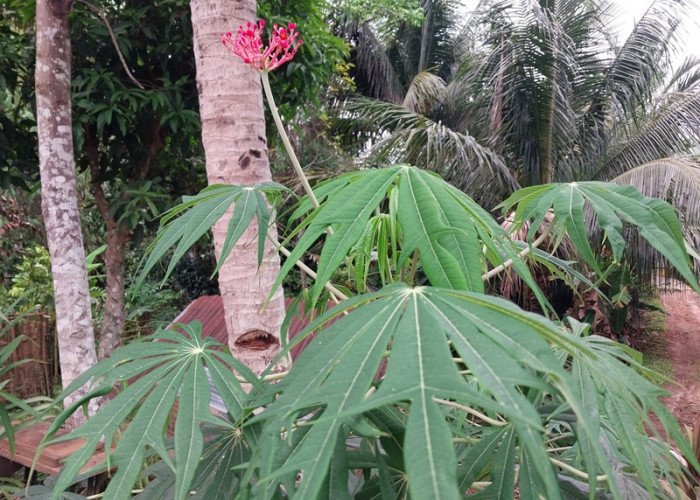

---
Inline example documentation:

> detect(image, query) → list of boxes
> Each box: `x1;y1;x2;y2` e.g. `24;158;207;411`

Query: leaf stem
272;236;349;302
433;398;506;427
481;220;555;281
549;457;608;482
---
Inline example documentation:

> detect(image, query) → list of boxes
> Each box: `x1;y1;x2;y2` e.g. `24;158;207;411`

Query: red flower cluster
221;19;302;72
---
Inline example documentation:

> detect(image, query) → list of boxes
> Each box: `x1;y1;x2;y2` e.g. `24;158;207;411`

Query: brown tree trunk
92;183;129;360
85;129;129;359
189;0;286;374
35;0;99;428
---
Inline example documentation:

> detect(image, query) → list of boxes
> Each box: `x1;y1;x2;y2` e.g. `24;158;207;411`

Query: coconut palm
336;0;521;204
339;0;700;277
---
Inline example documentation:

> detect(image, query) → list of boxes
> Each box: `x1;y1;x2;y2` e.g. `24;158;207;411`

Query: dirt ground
658;289;700;430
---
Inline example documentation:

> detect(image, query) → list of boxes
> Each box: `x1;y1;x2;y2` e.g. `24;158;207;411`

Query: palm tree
189;0;287;373
336;0;519;205
339;0;700;276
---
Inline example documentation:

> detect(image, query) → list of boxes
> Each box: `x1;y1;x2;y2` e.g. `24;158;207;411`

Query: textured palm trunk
190;0;286;374
36;0;99;429
418;0;434;73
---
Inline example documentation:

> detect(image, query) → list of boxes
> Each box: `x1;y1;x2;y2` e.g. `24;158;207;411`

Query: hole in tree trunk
234;330;279;350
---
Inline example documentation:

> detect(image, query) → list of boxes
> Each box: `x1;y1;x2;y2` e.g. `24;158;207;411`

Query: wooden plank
0;422;108;476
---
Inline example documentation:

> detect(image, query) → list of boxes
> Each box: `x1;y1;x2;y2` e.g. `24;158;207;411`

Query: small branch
73;0;145;90
481;221;555;281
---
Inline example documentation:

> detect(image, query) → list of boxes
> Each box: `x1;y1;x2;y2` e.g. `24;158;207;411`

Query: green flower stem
261;71;319;209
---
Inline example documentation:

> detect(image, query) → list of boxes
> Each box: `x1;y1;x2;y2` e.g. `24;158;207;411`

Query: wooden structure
1;313;55;399
0;422;108;476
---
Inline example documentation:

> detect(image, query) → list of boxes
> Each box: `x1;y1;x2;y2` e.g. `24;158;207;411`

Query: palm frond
594;91;700;179
339;97;519;206
576;0;691;166
341;19;406;103
402;70;447;115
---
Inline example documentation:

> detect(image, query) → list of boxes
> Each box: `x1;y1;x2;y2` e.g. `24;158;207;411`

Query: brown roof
169;296;338;361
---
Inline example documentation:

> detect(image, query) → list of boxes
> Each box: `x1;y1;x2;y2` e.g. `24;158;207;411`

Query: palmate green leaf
135;182;286;290
397;168;483;291
276;165;539;305
43;322;261;500
273;166;402;306
248;285;643;500
499;181;700;293
467;426;517;500
576;336;699;493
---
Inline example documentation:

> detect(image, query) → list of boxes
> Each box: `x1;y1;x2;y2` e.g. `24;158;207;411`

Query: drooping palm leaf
338;98;518;201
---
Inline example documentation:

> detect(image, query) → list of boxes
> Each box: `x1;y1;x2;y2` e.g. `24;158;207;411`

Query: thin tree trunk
85;129;129;359
190;0;286;374
36;0;98;429
418;0;434;73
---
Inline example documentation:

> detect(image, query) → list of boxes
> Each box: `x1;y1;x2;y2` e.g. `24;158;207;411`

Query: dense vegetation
1;0;700;498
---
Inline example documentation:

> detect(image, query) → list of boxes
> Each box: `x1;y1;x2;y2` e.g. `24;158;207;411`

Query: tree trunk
189;0;286;374
418;0;434;73
91;181;129;360
35;0;98;428
85;128;129;359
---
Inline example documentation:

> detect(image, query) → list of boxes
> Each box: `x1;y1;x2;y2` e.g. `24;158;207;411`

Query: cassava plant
37;18;700;500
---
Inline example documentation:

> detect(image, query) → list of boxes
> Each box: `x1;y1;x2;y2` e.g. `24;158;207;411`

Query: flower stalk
222;20;319;209
260;71;320;209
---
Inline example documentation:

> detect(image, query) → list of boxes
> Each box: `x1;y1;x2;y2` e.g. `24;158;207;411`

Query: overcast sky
612;0;700;63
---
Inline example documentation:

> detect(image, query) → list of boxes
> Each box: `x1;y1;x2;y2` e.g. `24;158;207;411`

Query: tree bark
189;0;286;374
35;0;99;428
85;128;129;359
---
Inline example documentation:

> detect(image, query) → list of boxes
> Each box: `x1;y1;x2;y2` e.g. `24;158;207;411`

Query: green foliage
0;4;36;189
0;187;44;292
44;165;700;499
136;182;288;291
340;0;424;25
69;0;205;232
258;0;349;120
7;245;53;313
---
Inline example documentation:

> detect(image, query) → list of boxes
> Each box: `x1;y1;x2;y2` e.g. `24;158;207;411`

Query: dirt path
659;289;700;429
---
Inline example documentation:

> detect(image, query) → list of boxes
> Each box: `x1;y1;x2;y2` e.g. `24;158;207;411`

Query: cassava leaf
44;322;260;500
136;183;285;291
500;182;700;293
249;285;605;500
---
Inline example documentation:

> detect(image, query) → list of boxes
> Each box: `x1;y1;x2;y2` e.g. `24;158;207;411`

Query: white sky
612;0;700;63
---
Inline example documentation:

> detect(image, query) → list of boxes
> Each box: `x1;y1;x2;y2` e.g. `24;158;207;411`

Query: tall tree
189;0;286;372
340;0;700;274
69;0;202;358
35;0;98;427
